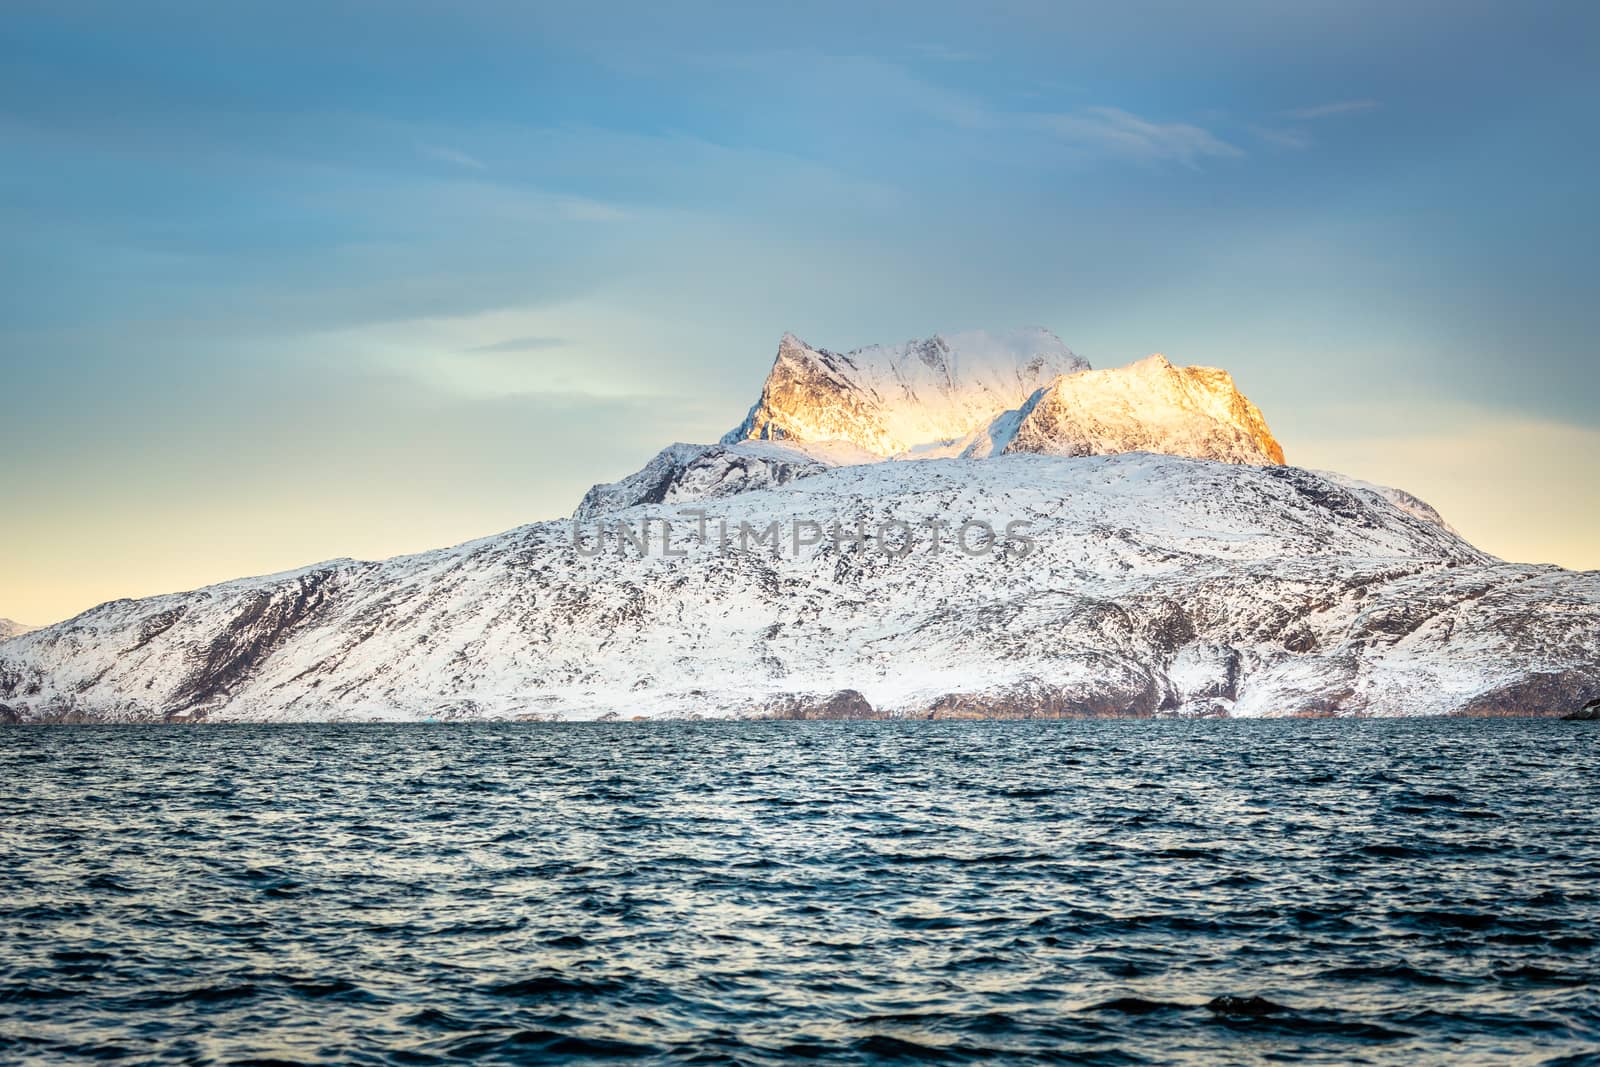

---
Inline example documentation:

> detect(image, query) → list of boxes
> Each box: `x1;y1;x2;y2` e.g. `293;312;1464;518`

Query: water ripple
1;719;1598;1065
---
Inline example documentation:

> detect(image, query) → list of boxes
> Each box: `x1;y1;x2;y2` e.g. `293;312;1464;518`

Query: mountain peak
726;328;1282;466
988;356;1285;465
723;328;1090;457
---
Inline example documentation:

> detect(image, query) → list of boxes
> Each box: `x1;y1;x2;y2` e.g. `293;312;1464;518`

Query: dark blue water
2;721;1598;1066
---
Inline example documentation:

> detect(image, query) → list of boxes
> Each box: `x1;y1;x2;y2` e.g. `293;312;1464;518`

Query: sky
3;0;1598;625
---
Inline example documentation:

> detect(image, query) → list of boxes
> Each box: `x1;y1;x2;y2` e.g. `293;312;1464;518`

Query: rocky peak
964;353;1285;466
723;328;1090;457
725;328;1282;467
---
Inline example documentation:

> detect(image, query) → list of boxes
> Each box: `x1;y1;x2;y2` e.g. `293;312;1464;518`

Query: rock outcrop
723;328;1089;458
973;355;1284;465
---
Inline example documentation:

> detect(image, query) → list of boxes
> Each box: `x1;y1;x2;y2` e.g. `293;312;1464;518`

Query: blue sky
3;0;1598;622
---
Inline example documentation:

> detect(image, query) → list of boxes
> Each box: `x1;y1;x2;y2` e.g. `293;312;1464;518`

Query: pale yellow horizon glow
3;410;1595;628
1283;414;1600;572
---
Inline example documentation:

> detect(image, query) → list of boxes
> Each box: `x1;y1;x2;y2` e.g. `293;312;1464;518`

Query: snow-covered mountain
1;329;1595;723
724;332;1282;467
0;619;33;642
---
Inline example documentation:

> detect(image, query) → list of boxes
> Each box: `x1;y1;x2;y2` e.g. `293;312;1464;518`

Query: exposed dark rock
1563;697;1600;720
170;569;343;714
1456;670;1596;718
1177;699;1232;718
1263;466;1377;526
1142;601;1198;649
925;669;1167;719
127;606;186;653
1281;625;1319;653
757;689;876;720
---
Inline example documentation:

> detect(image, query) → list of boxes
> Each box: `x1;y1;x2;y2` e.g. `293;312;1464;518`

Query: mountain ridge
724;332;1284;467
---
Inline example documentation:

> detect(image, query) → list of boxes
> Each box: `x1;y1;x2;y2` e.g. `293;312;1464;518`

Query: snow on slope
0;619;33;642
1316;472;1460;535
2;453;1595;723
723;328;1090;457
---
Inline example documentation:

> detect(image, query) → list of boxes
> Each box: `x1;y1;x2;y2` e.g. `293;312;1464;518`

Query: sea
2;720;1597;1066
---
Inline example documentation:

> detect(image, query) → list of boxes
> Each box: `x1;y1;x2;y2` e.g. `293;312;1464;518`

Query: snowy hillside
2;328;1595;723
0;619;33;642
2;452;1595;723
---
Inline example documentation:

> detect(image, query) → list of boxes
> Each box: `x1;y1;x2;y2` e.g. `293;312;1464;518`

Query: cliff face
726;336;1282;468
989;355;1285;465
723;328;1089;458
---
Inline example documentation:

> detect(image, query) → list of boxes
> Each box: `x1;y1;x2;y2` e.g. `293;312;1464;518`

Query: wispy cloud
1251;98;1378;152
463;336;568;354
418;142;487;169
1283;99;1380;120
1039;107;1242;167
899;69;1243;167
1251;125;1314;150
701;51;1242;171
